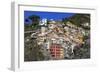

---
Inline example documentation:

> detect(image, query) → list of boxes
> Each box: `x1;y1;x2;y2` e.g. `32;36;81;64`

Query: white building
39;18;47;35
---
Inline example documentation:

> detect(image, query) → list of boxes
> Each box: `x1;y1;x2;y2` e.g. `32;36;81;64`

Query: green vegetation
26;15;40;30
62;14;90;30
24;38;44;61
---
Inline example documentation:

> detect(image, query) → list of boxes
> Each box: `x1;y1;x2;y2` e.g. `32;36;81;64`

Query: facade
49;44;64;59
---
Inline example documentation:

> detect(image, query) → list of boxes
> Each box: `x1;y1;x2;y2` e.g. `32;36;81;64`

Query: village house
31;18;85;59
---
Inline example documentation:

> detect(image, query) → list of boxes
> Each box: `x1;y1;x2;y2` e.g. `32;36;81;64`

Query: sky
24;11;75;24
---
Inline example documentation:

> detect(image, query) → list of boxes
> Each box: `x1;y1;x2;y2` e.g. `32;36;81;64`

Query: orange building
50;44;64;59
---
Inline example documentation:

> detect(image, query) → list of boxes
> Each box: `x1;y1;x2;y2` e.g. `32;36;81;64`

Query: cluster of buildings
29;18;88;60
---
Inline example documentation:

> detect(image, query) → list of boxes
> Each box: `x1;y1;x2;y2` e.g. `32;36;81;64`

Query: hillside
62;14;90;29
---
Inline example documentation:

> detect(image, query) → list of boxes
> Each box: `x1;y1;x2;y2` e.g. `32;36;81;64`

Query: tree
29;15;40;29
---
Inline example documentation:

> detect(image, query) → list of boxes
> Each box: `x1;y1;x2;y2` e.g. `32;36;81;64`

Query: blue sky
24;11;75;24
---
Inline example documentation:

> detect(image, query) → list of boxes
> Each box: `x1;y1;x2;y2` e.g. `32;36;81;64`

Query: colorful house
49;44;64;59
